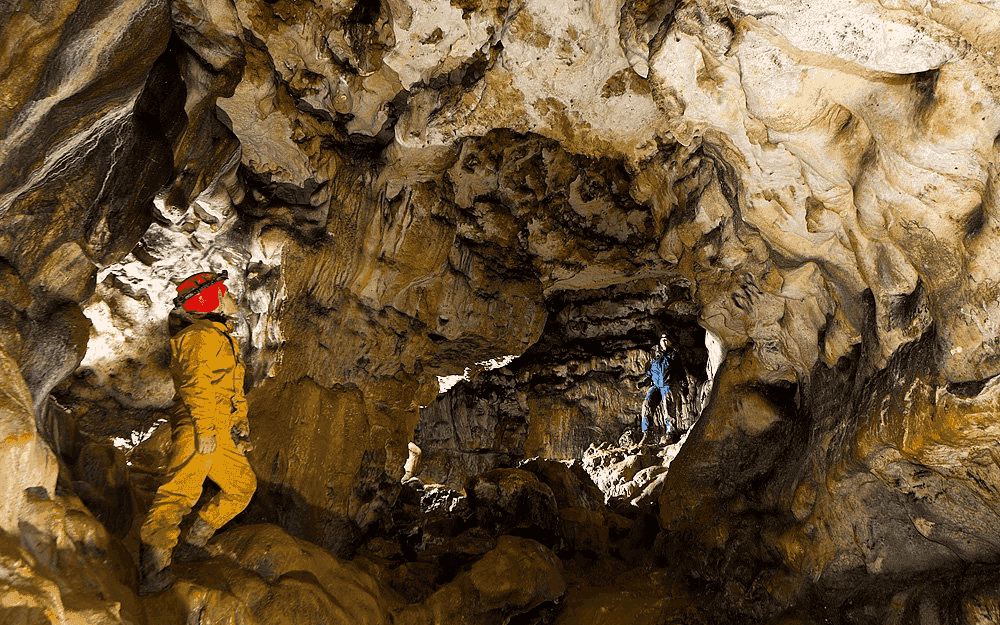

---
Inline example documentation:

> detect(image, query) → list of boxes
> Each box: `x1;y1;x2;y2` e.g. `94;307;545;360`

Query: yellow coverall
139;319;256;552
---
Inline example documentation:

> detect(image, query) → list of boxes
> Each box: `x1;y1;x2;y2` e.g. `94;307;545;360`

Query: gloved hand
231;420;253;454
196;433;217;455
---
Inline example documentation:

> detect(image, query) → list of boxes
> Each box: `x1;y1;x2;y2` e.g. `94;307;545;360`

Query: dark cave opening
412;280;715;498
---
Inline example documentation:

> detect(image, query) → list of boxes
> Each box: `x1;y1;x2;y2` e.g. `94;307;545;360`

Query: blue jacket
643;353;673;389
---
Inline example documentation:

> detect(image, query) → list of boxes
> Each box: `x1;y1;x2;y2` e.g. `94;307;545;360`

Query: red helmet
174;270;228;313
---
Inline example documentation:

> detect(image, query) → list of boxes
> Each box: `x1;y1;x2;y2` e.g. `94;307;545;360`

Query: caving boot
185;516;216;548
174;516;215;562
660;426;675;445
139;543;174;595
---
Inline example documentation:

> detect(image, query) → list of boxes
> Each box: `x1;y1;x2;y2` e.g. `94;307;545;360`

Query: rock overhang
3;0;1000;621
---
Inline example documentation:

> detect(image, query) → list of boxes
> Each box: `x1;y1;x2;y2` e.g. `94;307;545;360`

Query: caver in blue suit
640;350;675;439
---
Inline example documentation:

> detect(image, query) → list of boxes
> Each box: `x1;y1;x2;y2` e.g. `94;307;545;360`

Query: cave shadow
230;477;363;559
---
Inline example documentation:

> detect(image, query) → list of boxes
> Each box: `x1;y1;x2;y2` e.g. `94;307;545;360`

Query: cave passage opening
410;282;717;507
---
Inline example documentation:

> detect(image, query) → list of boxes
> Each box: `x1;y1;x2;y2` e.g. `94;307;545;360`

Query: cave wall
3;0;1000;621
645;0;1000;618
0;0;178;297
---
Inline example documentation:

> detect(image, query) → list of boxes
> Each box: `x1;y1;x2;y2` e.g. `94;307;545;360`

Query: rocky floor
118;426;694;624
4;358;702;625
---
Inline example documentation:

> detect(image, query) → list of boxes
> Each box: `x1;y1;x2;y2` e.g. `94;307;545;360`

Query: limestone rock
415;366;528;488
142;522;565;625
0;321;139;625
554;507;609;556
519;459;613;555
581;442;665;501
519;458;605;512
0;0;176;298
416;283;710;489
143;524;402;625
0;461;141;624
5;0;1000;621
466;468;560;540
124;420;174;516
0;346;59;534
391;535;566;625
68;434;134;538
368;479;483;602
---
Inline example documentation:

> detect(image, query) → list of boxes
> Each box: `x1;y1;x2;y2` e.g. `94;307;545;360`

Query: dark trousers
641;386;674;435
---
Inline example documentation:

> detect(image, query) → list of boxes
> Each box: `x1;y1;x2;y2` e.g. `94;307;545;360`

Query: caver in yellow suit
139;270;256;593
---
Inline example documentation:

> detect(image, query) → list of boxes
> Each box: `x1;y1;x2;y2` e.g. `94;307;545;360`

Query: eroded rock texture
416;281;709;488
4;0;1000;622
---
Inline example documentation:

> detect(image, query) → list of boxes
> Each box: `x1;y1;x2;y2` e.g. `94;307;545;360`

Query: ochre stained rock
0;347;58;534
466;468;560;537
6;0;1000;621
391;535;566;625
245;378;371;552
143;523;401;625
0;350;142;624
0;0;176;295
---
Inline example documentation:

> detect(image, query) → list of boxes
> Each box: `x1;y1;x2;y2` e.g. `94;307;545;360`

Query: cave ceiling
3;0;1000;621
5;0;999;387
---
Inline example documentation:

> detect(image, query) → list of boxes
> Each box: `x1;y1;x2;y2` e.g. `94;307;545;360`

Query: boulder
143;524;401;625
557;507;610;556
0;487;142;625
466;468;559;540
391;536;566;625
520;458;606;511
